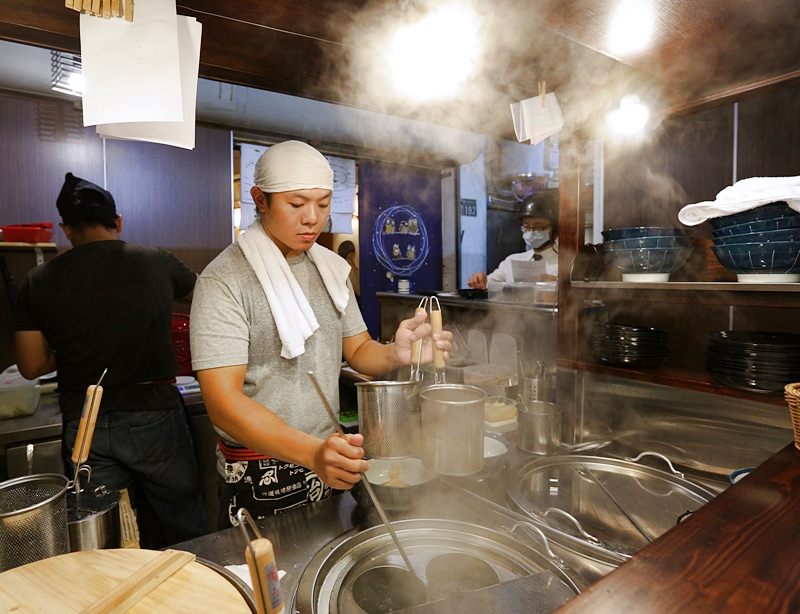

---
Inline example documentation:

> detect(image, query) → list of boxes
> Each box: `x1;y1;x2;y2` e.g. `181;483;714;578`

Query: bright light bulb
606;95;650;135
607;0;654;56
388;4;480;101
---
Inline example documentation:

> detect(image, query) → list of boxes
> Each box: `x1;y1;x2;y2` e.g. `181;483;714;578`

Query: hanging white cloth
678;176;800;226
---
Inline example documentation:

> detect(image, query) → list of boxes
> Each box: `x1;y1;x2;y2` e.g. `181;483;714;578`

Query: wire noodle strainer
0;473;70;571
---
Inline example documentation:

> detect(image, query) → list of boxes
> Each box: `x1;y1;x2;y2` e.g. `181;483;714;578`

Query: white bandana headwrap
254;140;333;193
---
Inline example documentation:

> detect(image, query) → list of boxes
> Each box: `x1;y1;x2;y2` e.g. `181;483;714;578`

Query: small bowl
712;215;800;238
354;458;437;511
708;202;798;230
482;432;510;474
601;226;687;241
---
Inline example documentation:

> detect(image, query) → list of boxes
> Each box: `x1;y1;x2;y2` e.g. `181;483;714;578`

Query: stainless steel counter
172;492;360;608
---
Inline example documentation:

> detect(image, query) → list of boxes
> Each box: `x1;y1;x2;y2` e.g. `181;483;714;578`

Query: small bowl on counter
353;457;437;511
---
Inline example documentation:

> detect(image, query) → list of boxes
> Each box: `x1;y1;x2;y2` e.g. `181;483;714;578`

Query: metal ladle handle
306;371;420;581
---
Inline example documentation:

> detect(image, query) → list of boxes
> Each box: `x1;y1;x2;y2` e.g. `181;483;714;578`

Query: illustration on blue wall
372;204;430;277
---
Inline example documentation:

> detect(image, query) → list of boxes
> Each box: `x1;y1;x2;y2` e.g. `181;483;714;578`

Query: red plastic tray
1;223;54;243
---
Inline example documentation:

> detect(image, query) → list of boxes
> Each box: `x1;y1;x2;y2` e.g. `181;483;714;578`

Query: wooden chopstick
80;549;196;614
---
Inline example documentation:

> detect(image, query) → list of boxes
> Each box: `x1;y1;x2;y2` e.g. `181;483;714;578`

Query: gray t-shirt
190;243;367;444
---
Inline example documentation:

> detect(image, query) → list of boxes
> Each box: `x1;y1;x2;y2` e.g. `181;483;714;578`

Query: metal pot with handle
66;371;121;551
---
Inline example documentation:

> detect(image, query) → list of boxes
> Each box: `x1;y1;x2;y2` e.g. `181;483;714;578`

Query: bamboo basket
784;383;800;451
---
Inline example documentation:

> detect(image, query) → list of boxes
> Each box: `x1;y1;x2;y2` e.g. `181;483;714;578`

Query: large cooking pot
507;452;715;560
294;518;586;613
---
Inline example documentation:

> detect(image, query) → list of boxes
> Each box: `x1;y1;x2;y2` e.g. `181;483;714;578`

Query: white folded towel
238;221;351;359
678;176;800;226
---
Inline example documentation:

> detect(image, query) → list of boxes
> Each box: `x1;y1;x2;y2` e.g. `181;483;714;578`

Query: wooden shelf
570;280;799;292
558;359;789;407
568;280;800;307
0;242;57;251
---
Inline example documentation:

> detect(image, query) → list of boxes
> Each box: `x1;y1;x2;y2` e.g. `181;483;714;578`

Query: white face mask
523;229;550;249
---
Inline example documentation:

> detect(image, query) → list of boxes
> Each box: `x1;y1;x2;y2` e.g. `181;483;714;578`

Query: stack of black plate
591;322;669;368
706;331;800;394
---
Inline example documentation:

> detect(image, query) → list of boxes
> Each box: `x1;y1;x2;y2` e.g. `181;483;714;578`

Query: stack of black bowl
591;322;669;368
709;202;800;282
706;331;800;394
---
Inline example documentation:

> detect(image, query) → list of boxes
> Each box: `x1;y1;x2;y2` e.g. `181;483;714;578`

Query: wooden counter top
557;443;800;614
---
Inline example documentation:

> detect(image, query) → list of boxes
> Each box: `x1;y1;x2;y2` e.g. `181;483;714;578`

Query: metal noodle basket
356;380;420;459
0;473;70;571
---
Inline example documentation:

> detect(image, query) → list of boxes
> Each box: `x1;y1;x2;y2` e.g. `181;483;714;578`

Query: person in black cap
14;172;207;548
467;191;559;290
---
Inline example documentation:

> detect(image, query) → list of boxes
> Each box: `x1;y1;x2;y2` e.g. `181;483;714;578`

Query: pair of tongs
237;508;286;614
409;296;446;383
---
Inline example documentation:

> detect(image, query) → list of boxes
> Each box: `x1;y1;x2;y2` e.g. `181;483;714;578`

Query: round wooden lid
0;549;252;613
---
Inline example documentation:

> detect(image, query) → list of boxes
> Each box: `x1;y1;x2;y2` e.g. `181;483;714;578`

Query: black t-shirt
14;240;196;421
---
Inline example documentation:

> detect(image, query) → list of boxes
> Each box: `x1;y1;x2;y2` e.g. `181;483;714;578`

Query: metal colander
356;380;420;458
0;473;70;571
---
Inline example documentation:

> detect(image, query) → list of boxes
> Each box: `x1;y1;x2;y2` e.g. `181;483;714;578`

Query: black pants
64;408;208;548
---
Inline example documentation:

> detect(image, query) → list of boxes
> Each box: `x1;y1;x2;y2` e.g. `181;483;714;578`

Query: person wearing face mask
467;192;558;290
190;141;452;526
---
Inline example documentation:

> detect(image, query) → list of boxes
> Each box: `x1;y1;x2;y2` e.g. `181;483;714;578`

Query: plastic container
0;365;40;419
0;223;53;243
484;395;518;433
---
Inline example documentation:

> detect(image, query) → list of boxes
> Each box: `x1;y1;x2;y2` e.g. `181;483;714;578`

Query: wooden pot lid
0;548;251;613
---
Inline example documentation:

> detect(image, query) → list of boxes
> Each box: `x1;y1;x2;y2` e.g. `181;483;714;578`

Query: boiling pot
508;452;716;559
294;518;586;613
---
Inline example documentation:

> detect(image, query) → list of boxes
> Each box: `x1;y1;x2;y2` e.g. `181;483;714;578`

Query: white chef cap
253;140;333;193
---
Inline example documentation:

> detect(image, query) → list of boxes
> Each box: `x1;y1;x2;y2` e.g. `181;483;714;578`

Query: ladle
307;371;421;583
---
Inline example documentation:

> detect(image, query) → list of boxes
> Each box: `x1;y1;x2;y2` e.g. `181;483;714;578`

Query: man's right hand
312;433;369;490
467;272;488;290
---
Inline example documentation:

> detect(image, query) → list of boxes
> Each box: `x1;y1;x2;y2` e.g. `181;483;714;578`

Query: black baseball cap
56;172;118;227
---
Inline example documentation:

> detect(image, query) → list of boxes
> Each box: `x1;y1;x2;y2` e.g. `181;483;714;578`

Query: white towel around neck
238;221;352;359
678;176;800;226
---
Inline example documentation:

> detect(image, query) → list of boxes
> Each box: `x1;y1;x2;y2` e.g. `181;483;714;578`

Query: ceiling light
388;4;480;101
606;95;650;136
51;51;83;97
607;0;654;56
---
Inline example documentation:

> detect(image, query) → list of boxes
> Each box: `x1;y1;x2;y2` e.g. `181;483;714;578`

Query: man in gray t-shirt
190;141;451;526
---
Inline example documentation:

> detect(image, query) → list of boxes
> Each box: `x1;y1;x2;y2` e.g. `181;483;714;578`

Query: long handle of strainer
306;371;418;579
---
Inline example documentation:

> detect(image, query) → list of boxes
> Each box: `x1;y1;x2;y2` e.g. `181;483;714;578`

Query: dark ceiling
1;0;798;139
